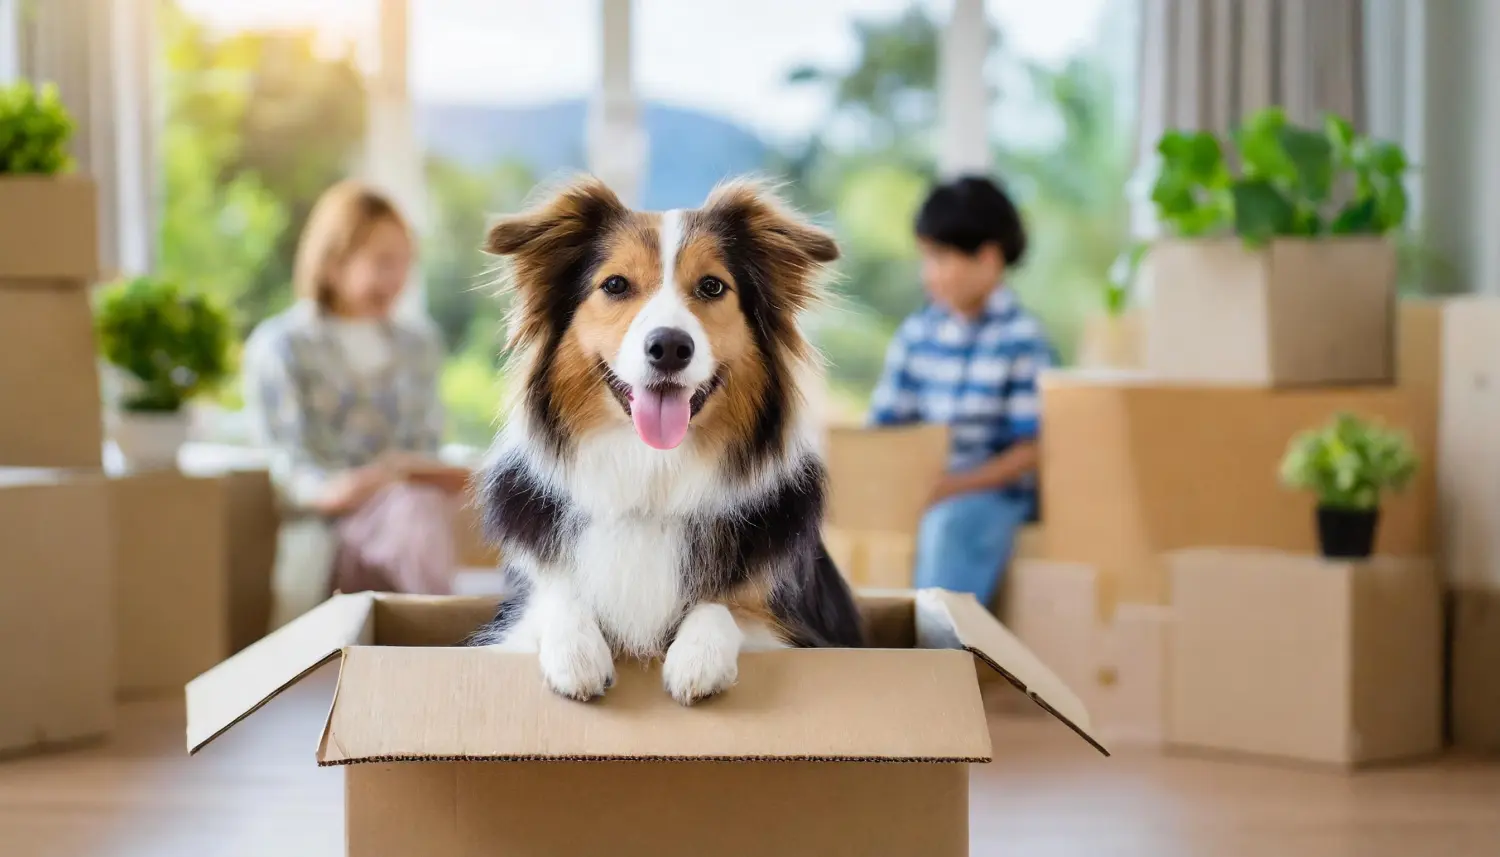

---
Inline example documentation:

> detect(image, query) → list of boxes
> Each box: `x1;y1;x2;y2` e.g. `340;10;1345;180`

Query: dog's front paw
662;605;742;705
538;623;615;702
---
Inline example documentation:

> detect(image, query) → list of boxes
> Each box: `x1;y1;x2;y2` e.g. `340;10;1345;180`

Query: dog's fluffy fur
465;176;864;705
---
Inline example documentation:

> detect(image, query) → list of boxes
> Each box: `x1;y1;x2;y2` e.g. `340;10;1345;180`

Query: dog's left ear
702;180;839;312
703;180;840;265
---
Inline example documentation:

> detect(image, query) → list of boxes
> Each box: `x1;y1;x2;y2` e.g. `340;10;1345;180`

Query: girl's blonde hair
292;180;412;309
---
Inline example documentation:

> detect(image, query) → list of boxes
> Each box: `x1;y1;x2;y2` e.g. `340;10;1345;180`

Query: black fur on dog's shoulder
686;455;864;648
477;456;575;566
770;541;865;648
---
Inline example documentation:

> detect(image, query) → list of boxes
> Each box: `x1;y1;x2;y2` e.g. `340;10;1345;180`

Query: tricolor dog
466;176;864;705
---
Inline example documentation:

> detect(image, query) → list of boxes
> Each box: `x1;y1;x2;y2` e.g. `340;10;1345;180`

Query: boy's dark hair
913;175;1027;265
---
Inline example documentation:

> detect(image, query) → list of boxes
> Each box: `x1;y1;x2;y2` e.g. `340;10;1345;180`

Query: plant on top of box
0;80;75;175
1150;107;1409;245
95;276;233;470
1279;412;1417;559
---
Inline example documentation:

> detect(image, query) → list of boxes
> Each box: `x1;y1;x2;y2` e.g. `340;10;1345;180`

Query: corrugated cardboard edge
185;592;377;755
920;589;1110;757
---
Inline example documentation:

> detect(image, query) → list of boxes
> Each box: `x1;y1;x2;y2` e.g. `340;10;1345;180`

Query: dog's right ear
484;175;627;258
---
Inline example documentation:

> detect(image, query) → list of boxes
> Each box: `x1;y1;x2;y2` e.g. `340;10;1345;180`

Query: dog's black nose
645;327;694;373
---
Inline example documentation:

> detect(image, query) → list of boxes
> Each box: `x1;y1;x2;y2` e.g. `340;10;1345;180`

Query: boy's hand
927;474;969;507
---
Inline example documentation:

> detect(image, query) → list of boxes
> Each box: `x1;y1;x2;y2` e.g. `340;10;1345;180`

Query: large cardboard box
1143;238;1396;386
1040;372;1436;613
111;471;230;696
0;281;103;468
0;469;114;756
188;590;1107;856
1168;549;1442;767
1449;587;1500;752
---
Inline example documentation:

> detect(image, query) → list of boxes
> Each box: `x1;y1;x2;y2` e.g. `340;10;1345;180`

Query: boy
868;175;1055;606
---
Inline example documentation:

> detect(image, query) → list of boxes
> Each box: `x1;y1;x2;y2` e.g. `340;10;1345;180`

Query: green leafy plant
1105;240;1148;316
95;277;234;413
0;80;75;175
1279;413;1417;511
1151;108;1409;245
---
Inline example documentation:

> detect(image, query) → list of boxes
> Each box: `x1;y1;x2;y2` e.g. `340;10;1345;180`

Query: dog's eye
600;275;630;297
696;276;727;300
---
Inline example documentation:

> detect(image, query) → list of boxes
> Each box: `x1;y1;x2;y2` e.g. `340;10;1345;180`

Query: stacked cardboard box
1437;297;1500;751
1025;235;1446;755
822;424;948;589
0;177;114;756
0;176;103;468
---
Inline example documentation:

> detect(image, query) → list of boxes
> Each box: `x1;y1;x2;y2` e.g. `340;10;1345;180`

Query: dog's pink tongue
631;388;692;450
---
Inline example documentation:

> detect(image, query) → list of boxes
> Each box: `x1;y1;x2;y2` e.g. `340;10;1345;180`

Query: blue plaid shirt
868;287;1054;498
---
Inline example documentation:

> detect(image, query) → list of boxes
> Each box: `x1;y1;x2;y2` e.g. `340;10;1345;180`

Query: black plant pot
1316;506;1379;559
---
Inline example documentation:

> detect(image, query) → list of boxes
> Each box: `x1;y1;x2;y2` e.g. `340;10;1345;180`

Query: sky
178;0;1111;142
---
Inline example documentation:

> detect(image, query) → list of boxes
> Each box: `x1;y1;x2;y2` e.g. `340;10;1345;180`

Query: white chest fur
572;514;686;656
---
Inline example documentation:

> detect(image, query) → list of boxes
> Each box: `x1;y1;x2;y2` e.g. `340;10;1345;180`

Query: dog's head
486;176;838;472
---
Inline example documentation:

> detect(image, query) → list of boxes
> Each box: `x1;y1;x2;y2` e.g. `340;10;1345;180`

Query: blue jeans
913;490;1036;606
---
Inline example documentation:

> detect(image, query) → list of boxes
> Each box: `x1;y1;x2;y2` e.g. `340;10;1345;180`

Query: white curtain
11;0;156;279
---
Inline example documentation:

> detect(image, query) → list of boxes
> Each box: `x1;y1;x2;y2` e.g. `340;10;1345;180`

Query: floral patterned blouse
242;301;447;513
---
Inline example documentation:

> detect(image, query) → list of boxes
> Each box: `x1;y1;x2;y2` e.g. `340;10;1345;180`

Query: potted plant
1278;412;1418;559
1144;108;1410;386
1076;241;1147;371
95;276;234;470
0;80;98;281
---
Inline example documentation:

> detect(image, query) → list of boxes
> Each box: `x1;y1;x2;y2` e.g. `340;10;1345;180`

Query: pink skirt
332;483;458;596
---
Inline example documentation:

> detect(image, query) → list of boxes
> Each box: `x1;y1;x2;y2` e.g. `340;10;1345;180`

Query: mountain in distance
417;98;775;210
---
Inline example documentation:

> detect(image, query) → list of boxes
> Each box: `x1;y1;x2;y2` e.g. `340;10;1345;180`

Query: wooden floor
3;670;1498;857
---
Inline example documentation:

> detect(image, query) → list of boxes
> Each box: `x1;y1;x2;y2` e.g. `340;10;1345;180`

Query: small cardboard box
0;280;103;468
1040;372;1436;614
187;590;1107;856
1143;237;1396;386
1449;587;1500;752
1076;311;1144;371
111;471;230;696
0;176;100;281
1168;549;1442;767
0;468;114;756
825;424;949;534
998;558;1170;747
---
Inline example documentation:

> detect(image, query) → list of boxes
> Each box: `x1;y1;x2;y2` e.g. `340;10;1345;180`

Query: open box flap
917;589;1111;757
316;645;992;765
185;592;376;754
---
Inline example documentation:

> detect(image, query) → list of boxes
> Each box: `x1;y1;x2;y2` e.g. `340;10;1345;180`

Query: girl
243;180;469;629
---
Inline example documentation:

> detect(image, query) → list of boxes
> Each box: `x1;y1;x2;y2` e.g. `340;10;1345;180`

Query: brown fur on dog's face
485;177;838;473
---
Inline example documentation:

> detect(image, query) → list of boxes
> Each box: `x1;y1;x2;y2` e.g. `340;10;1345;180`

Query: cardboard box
0;469;113;756
1168;549;1442;767
220;469;278;654
0;176;100;281
1439;297;1500;589
1076;311;1144;370
1143;238;1396;386
998;559;1170;746
111;471;230;696
1449;587;1500;752
1040;372;1435;614
0;281;103;468
187;590;1107;856
825;424;949;534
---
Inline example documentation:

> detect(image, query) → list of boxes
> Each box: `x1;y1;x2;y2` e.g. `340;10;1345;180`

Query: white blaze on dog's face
485;177;838;468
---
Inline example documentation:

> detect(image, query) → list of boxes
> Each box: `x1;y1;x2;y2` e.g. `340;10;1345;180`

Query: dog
464;175;865;705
